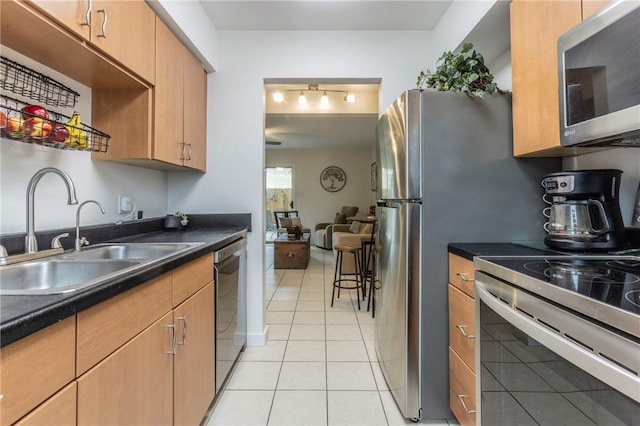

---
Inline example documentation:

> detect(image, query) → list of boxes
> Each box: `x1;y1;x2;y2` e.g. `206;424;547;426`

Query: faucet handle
75;236;89;251
0;245;7;257
51;233;70;249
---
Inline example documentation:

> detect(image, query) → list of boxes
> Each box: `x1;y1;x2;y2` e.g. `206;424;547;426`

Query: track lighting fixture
271;84;356;106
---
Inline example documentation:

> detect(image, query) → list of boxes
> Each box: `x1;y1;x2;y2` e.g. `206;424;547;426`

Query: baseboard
246;325;269;346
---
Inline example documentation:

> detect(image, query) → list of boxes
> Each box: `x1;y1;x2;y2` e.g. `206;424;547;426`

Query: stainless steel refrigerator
374;90;560;421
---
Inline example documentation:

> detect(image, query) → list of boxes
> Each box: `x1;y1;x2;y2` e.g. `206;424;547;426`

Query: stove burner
523;260;640;286
607;259;640;270
624;290;640;308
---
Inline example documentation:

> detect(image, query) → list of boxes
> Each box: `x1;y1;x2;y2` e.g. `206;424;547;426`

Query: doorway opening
265;166;294;242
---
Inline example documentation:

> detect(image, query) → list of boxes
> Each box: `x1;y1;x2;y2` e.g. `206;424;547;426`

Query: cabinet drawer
76;273;172;375
172;254;214;307
449;253;475;298
449;285;476;372
0;316;76;425
449;347;476;426
14;382;77;426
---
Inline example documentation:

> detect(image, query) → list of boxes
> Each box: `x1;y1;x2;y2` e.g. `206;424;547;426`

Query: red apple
0;110;7;128
50;123;70;142
22;117;52;138
6;116;24;133
21;105;49;120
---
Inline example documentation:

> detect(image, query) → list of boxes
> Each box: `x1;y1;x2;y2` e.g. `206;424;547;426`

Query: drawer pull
287;252;296;258
166;324;177;355
82;0;92;27
456;272;474;282
97;8;107;38
456;325;475;339
178;316;187;345
457;394;476;414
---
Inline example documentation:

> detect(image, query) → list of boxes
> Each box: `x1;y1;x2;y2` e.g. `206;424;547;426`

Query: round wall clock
320;166;346;192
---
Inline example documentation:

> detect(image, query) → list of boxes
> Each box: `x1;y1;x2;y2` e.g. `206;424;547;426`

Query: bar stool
331;244;363;310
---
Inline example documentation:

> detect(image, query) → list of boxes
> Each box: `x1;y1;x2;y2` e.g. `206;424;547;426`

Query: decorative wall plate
320;166;346;192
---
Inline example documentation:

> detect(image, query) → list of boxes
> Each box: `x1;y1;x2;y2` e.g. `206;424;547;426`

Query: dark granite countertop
447;241;560;261
1;217;250;348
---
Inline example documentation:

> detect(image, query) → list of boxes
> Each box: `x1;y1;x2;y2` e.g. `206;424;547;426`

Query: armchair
274;210;311;234
313;206;359;249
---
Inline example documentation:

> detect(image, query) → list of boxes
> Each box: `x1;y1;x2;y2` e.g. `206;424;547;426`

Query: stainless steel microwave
557;1;640;147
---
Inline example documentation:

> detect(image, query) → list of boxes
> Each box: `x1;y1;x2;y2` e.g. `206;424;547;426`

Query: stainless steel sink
0;242;204;295
0;259;141;295
60;242;201;261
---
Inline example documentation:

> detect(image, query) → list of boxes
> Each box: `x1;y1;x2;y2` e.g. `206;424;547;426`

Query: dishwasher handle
214;237;247;263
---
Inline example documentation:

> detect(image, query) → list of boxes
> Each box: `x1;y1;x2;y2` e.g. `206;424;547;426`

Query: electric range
474;254;640;338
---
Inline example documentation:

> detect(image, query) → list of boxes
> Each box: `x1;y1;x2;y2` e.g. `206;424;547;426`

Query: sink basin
0;259;141;295
0;242;204;295
60;242;203;261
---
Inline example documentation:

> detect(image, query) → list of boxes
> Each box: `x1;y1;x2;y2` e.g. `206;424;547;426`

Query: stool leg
331;251;341;307
353;251;361;310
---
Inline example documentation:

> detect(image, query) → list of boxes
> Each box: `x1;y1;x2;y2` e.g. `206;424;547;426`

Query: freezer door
375;201;422;420
376;90;422;201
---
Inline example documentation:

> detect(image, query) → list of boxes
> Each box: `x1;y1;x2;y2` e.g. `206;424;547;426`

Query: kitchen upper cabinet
155;17;208;171
27;0;155;84
510;0;610;157
173;283;216;425
77;312;175;425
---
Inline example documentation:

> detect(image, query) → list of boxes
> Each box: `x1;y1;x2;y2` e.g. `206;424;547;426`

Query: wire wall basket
0;56;79;108
1;95;110;153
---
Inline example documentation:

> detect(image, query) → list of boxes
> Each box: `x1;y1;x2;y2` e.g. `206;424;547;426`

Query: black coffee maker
542;169;626;251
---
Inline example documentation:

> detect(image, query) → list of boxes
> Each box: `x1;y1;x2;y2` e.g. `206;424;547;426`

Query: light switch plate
118;194;132;213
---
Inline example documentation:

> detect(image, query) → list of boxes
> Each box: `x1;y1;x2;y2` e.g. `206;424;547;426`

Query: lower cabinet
77;311;175;425
14;381;77;426
448;253;477;426
174;283;216;425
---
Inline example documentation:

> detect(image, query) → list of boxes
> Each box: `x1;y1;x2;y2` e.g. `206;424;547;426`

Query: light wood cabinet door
89;0;155;84
449;348;476;426
183;49;208;172
76;272;172;375
26;0;91;40
172;253;214;307
77;311;174;426
154;16;185;167
0;316;76;425
449;285;476;373
510;0;582;156
173;283;216;425
448;254;475;298
14;382;77;426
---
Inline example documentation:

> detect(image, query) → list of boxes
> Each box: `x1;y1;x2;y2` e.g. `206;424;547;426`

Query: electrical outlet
118;194;132;213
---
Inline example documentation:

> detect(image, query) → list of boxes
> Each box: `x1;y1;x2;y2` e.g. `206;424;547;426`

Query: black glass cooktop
484;256;640;315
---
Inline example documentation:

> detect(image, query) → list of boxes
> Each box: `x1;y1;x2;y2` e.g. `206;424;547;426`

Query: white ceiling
198;1;482;151
199;0;455;31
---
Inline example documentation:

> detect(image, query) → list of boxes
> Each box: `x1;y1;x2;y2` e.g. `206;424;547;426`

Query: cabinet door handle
97;8;107;38
185;144;192;161
179;142;186;160
456;272;474;282
456;324;475;339
82;0;92;27
457;394;476;414
178;316;187;345
166;324;177;355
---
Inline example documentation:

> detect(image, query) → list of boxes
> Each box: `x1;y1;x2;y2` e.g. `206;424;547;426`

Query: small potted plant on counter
164;211;188;230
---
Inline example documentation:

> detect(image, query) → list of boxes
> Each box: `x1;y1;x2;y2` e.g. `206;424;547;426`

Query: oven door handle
475;274;640;403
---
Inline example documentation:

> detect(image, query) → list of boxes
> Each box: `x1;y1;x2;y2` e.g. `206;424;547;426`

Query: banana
65;111;88;148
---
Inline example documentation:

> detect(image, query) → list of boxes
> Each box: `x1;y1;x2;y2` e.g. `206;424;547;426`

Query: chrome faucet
75;200;106;251
25;168;79;253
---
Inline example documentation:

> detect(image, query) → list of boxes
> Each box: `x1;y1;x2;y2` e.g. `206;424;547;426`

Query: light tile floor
206;245;458;426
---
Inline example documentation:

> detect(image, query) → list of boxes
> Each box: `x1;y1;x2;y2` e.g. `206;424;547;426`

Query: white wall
564;150;640;226
167;30;433;345
0;47;169;235
266;147;376;231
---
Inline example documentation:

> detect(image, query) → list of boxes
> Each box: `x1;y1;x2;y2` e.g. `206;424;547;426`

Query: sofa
314;206;359;249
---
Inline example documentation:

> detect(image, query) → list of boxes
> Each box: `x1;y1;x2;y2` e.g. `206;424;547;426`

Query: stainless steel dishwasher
213;236;247;394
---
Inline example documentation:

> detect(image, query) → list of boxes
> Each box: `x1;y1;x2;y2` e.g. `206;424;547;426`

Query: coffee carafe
542;169;625;251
